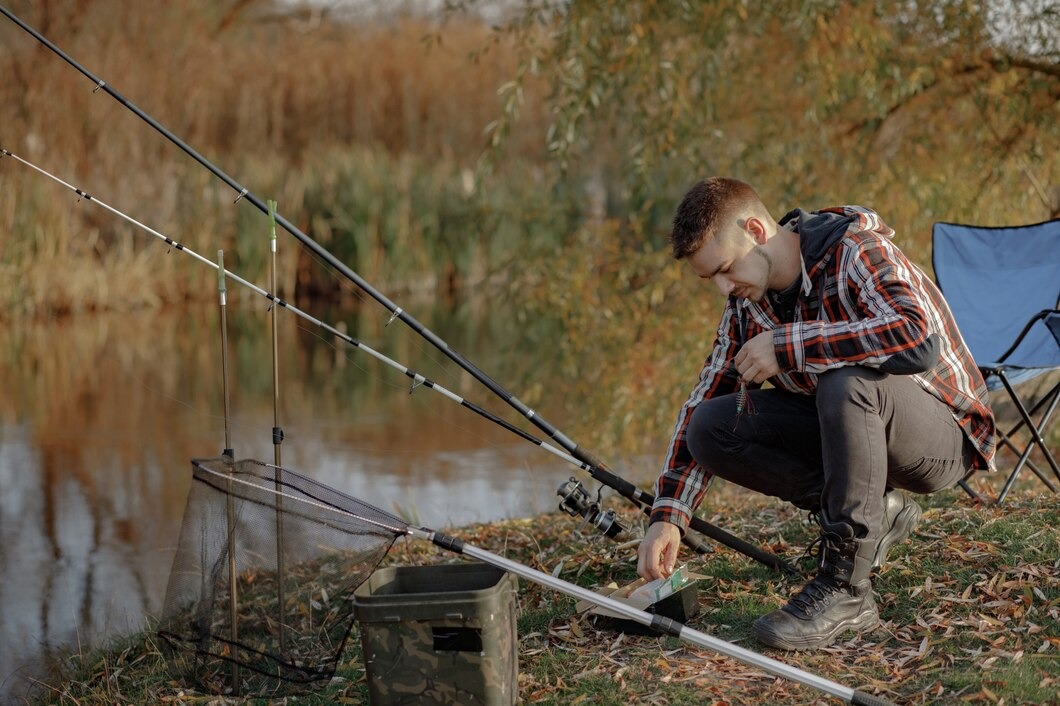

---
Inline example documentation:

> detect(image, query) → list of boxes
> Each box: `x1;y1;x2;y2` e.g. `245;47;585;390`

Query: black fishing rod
0;5;794;573
3;147;793;573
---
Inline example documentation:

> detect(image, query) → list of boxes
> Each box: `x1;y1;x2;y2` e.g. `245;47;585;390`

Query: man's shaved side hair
670;177;770;260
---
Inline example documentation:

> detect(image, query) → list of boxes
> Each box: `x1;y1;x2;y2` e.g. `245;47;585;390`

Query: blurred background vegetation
0;0;1056;453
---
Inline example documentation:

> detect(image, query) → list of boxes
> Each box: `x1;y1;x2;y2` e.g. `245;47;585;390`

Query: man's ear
745;216;768;244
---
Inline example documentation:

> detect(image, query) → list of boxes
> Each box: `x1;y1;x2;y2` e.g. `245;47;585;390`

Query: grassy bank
20;478;1059;705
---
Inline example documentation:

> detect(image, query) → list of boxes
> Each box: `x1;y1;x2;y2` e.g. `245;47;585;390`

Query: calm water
0;294;592;701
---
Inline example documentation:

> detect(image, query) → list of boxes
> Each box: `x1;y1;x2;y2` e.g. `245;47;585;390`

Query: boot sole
752;609;881;651
871;500;922;571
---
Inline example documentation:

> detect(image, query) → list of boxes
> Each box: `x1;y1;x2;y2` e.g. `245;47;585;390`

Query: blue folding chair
932;218;1060;504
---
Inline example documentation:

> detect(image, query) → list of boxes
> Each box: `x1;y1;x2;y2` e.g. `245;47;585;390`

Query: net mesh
158;457;407;696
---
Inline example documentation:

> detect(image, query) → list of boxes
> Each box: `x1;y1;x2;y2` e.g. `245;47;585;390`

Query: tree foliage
444;0;1058;454
454;0;1059;226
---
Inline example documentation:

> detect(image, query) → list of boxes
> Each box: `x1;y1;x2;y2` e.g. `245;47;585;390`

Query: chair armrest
996;308;1060;365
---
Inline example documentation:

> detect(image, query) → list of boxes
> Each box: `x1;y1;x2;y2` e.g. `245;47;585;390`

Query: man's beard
753;245;773;283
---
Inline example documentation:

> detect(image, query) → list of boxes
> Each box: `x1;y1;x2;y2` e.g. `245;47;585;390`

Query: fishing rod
0;5;792;572
1;146;794;573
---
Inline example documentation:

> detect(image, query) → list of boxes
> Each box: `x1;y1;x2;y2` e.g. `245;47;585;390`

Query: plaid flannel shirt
651;206;996;532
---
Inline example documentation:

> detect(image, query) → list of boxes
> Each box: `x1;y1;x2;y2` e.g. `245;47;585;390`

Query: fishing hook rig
556;478;624;540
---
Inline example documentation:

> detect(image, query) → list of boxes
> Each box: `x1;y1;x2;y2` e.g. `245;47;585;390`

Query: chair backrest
932;218;1060;370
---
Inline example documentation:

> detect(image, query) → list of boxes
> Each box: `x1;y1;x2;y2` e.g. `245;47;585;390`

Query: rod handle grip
571;446;640;498
680;531;713;555
690;517;799;575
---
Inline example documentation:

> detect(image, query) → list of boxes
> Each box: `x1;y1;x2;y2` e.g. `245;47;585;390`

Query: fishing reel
556;478;625;540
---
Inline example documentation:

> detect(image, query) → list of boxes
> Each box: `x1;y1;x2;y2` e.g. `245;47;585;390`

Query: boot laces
795;510;824;570
798;518;846;571
785;575;844;617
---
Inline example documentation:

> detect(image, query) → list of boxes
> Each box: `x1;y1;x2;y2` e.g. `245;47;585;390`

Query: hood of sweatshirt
778;206;895;275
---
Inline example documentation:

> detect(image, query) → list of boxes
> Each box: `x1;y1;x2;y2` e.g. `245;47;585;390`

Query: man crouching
638;177;995;650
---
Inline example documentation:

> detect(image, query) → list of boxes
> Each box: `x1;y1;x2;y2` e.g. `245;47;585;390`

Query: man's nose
714;274;735;295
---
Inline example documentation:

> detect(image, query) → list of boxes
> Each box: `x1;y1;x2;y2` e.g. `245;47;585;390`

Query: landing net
157;458;407;696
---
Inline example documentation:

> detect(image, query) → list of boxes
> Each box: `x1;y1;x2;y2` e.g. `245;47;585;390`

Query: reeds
0;1;553;317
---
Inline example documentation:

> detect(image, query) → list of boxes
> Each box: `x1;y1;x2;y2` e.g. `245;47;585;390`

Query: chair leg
995;373;1060;504
997;434;1056;489
957;477;990;504
995;381;1060;486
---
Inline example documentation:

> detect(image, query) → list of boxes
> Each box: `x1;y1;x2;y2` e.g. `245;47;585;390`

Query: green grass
20;483;1060;705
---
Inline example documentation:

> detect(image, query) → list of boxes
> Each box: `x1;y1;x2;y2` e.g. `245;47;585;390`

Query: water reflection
0;295;574;700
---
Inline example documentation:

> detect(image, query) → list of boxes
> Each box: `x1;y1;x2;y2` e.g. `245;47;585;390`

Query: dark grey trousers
687;367;974;548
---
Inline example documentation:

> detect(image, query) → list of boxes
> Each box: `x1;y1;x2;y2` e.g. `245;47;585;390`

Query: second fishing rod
0;4;791;572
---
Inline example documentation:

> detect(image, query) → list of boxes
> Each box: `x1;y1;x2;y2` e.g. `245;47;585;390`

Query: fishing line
0;7;793;571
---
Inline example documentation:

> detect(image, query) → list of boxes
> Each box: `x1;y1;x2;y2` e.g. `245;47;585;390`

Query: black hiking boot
752;517;879;651
871;490;922;572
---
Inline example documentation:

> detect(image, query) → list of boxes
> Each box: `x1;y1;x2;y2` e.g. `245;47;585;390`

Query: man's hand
735;331;780;384
637;521;681;580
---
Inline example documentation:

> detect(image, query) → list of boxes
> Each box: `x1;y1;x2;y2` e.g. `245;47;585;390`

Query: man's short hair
670;177;767;259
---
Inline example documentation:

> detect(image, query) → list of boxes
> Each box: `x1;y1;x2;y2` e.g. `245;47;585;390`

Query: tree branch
987;51;1060;80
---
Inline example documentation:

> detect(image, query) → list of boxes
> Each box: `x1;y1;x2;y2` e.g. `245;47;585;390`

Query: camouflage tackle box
353;562;519;706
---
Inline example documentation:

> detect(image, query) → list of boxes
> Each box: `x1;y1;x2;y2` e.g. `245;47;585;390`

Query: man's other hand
637;521;681;580
735;330;780;384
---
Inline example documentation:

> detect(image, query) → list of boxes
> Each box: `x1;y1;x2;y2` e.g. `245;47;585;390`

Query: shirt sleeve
772;233;933;374
650;302;743;533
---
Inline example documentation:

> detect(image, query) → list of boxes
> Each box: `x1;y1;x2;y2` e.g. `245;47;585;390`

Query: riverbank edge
16;482;1060;705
